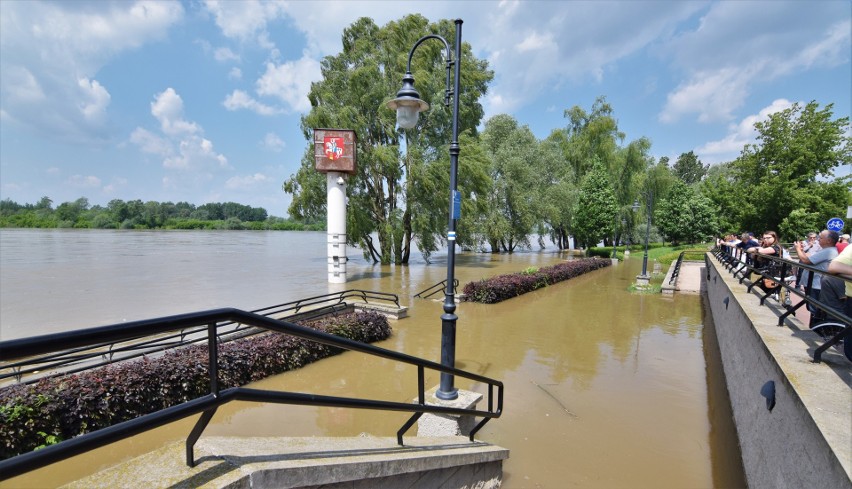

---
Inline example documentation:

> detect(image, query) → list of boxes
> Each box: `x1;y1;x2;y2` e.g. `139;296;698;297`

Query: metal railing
0;308;503;480
712;246;850;363
668;250;708;285
1;289;399;386
414;279;459;300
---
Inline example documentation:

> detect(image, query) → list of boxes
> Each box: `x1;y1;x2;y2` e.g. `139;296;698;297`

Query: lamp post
387;19;462;400
632;188;653;285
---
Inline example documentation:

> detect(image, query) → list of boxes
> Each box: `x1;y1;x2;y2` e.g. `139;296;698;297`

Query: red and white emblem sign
324;137;344;161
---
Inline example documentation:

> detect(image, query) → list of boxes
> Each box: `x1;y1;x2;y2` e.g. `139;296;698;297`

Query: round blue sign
826;217;844;232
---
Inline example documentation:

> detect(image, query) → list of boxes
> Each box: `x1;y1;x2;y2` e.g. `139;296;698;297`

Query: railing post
208;322;219;395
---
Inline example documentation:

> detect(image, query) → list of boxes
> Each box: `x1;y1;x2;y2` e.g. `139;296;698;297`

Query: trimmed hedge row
462;258;611;304
0;311;391;459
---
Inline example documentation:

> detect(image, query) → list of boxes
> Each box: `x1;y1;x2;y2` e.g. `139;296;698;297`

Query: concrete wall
704;256;851;489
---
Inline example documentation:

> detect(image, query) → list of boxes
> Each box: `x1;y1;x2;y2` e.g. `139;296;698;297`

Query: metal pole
641;189;652;277
437;19;463;401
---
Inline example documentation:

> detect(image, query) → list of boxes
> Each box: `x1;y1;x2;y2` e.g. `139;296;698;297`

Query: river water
0;229;745;488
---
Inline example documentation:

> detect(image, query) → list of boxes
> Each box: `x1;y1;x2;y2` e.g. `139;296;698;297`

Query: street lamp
387;19;462;400
632;188;654;285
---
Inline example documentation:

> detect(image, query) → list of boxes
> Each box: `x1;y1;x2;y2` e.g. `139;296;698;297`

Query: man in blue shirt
794;230;839;326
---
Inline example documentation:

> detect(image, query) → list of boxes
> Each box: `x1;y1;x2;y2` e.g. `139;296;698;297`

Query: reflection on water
0;230;744;488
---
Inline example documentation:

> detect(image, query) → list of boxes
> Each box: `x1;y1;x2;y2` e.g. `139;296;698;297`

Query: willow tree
283;15;493;264
550;96;651;248
477;114;544;253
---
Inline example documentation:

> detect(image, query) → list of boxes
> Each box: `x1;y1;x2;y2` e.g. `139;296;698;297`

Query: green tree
778;208;822;242
698;162;740;234
538;134;577;249
654;180;717;244
672;151;708;185
731;100;850;233
284;15;493;264
479;114;541;252
572;161;617;249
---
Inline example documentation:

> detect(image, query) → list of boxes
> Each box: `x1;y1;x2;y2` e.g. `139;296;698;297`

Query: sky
1;0;850;218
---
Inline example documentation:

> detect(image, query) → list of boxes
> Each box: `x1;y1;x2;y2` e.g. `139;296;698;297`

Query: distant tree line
0;197;323;231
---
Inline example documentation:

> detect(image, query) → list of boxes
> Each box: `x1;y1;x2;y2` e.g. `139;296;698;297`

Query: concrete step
62;436;508;489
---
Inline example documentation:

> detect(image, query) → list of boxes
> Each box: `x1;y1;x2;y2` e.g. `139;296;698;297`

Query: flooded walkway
4;249;745;489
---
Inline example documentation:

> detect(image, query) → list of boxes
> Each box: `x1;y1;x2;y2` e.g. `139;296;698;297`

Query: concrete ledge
354;303;408;320
705;255;851;488
62;436;508;489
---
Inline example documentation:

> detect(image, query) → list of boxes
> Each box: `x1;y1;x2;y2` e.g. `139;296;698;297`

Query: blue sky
1;1;849;218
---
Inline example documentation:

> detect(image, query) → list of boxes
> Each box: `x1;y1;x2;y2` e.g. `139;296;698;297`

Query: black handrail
0;308;503;480
414;279;459;299
712;246;850;363
2;289;398;385
668;250;707;285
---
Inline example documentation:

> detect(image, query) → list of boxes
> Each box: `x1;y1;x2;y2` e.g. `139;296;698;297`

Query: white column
327;172;347;283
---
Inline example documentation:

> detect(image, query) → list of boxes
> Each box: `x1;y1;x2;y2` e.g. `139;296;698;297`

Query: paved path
671;257;813;324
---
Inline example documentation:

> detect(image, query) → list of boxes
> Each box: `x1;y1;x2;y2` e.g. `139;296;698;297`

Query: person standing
794;230;839;326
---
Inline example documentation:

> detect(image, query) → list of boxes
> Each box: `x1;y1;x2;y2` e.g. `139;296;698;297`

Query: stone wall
704;256;851;488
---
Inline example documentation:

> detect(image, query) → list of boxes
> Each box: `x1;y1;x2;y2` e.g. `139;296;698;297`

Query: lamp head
386;71;429;129
632;200;640;212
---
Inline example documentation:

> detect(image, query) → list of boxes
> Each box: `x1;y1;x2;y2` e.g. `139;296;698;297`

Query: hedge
462;258;611;304
0;311;391;459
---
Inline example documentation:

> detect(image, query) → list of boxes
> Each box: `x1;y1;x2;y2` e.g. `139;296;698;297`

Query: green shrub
0;311;391;459
462;258;611;304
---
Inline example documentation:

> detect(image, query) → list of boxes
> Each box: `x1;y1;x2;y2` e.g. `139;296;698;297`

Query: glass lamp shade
395;104;420;129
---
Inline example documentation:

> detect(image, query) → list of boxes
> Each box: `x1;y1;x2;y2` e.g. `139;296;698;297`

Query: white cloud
203;0;287;47
225;173;272;190
660;4;850;123
0;1;183;142
103;177;128;194
228;67;243;80
46;167;61;177
255;56;321;113
695;99;795;164
131;88;229;172
223;90;282;116
77;78;111;122
659;67;754;123
214;47;241;62
66;175;102;188
262;132;286;152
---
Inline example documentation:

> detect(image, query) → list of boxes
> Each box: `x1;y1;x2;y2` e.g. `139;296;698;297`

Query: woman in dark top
747;230;783;292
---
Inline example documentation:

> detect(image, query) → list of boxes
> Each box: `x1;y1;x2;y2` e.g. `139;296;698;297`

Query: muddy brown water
1;231;745;488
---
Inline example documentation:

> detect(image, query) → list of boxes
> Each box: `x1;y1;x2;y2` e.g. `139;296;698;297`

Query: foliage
654;247;710;266
572;161;617;249
462;258;611;303
654;181;718;244
671;151;708;185
478;115;542;252
0;311;390;459
0;197;319;231
548;96;652;249
698;163;740;233
778;208;822;242
284;15;493;264
726;101;850;233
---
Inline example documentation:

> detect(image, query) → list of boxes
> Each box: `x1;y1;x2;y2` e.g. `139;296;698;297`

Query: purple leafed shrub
0;311;391;459
462;258;611;304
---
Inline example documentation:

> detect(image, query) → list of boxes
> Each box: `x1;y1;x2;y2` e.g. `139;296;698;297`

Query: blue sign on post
451;190;462;220
827;218;844;232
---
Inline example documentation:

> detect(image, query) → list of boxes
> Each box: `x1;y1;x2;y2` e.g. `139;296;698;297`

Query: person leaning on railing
827;243;852;318
747;230;782;293
794;230;839;326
